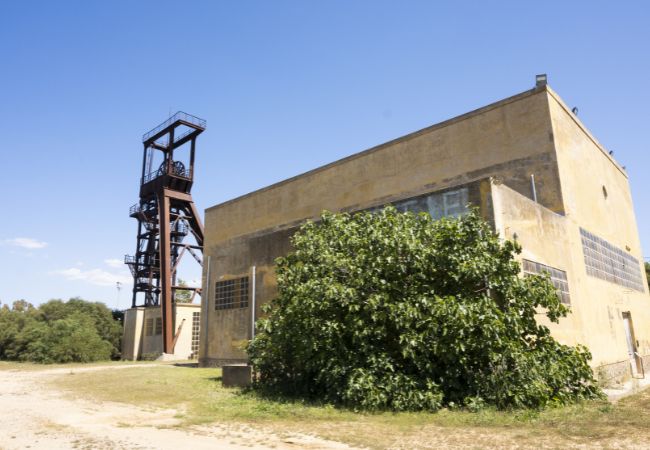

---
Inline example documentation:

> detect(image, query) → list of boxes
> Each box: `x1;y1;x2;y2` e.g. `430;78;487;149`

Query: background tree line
0;298;122;363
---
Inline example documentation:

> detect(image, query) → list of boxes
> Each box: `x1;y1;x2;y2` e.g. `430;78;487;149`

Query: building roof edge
206;86;551;213
545;86;627;178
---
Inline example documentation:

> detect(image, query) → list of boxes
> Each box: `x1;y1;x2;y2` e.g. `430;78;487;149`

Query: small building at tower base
122;303;201;361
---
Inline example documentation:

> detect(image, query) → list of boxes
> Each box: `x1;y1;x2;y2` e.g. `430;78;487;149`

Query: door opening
622;311;644;378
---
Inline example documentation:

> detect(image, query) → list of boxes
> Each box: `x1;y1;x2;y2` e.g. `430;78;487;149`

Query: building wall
200;86;567;367
201;180;494;365
139;307;162;356
493;180;650;380
122;307;144;361
547;88;646;290
491;181;585;347
546;89;650;375
204;87;561;247
173;304;202;360
199;85;650;381
122;304;201;360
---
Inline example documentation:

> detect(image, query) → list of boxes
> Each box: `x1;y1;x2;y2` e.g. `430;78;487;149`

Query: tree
0;298;121;363
0;300;39;360
11;313;112;363
38;298;123;359
247;207;602;411
174;279;194;303
645;262;650;291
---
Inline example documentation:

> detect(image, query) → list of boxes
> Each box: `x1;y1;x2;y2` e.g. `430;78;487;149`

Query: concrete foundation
222;365;252;388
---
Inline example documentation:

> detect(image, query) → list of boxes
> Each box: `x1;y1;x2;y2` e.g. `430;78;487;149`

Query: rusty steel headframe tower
125;112;206;354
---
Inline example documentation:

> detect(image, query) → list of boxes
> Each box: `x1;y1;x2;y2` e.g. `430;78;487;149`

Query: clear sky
1;1;648;309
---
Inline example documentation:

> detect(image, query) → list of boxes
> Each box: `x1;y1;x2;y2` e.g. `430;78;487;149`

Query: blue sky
1;1;648;309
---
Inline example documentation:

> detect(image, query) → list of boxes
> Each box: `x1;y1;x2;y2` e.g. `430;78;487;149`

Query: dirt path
0;365;357;450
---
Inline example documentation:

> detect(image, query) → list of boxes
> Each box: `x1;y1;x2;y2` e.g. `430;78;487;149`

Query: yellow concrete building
122;303;201;361
199;78;649;382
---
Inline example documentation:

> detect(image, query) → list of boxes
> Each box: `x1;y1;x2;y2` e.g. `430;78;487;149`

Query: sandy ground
0;365;357;450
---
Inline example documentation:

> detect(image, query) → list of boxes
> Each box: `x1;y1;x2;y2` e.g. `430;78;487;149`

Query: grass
0;359;160;371
50;364;650;449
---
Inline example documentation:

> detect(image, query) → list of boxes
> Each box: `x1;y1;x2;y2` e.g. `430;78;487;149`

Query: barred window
580;228;644;292
191;312;200;358
154;317;162;335
145;318;154;336
522;259;571;305
215;277;249;310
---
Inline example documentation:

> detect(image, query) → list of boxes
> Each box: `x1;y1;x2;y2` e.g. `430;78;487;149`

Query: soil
0;364;357;450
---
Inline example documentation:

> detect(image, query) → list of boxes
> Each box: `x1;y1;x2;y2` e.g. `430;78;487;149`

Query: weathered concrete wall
543;89;650;375
493;179;650;379
121;307;144;361
201;180;493;365
492;181;585;347
140;307;162;356
172;304;202;360
201;232;291;365
547;88;647;292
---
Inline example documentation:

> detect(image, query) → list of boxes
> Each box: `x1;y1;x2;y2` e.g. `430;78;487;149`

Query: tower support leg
158;193;174;353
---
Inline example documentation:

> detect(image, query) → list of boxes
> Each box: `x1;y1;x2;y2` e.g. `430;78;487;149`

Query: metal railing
142;169;160;184
149;127;196;149
141;163;190;185
142;111;207;143
129;202;157;216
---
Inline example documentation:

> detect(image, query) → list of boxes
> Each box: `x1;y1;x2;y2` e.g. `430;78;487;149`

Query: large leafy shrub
247;208;602;411
0;298;121;363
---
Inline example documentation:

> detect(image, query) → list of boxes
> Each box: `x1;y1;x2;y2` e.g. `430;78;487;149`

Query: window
191;312;200;358
580;228;644;292
154;317;162;335
215;277;249;310
391;187;469;220
145;318;154;336
522;259;571;305
442;190;465;217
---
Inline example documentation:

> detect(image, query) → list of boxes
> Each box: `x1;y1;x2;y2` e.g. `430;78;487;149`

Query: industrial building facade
198;81;650;381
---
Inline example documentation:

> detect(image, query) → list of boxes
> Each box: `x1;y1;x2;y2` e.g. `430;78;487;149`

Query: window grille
580;228;644;292
154;317;162;335
522;259;571;305
191;312;200;358
215;277;249;310
145;318;154;336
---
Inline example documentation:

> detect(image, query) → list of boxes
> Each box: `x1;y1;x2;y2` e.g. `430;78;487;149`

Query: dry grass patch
0;359;158;372
51;365;650;449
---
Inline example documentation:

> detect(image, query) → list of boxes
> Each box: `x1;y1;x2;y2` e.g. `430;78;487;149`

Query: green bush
247;208;602;411
0;298;121;363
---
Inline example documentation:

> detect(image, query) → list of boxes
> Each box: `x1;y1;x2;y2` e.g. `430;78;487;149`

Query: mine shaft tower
125;112;206;354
